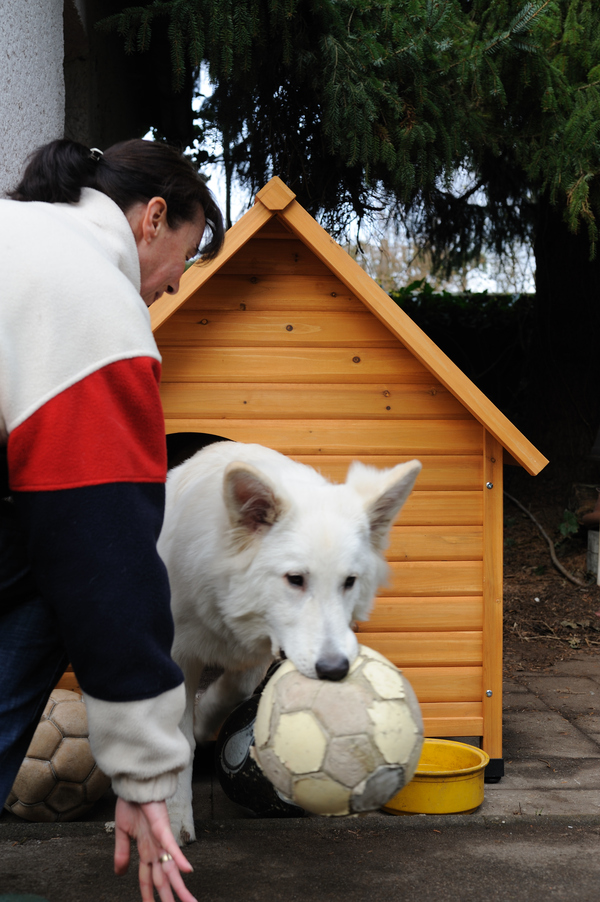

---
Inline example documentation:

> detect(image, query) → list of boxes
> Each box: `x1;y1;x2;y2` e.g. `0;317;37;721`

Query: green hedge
389;281;535;420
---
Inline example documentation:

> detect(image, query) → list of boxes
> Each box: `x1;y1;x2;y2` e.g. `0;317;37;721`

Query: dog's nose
315;655;349;681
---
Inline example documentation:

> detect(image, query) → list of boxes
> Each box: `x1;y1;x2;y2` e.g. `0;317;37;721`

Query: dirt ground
502;461;600;676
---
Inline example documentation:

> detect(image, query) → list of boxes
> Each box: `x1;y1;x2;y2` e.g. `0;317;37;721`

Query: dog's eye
344;576;356;590
286;574;305;588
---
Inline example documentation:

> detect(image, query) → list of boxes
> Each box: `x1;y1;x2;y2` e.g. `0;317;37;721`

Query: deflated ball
252;645;424;816
4;689;111;822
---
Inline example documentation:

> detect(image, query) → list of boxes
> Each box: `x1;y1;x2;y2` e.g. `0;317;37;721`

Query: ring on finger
159;852;174;864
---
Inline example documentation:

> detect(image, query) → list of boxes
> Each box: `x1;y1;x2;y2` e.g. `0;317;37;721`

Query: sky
147;73;536;295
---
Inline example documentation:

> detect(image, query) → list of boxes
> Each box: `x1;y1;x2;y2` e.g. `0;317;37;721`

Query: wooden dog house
151;177;548;779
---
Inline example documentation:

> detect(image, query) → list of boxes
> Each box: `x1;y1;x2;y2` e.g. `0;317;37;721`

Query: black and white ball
252;645;424;815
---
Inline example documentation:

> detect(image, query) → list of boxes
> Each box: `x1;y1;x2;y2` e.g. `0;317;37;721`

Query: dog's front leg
167;664;204;845
194;662;271;746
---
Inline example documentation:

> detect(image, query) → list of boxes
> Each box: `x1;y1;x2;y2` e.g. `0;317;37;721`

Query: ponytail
8;138;224;261
8;140;98;205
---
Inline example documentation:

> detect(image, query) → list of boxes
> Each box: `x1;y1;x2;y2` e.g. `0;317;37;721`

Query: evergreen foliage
101;2;600;249
101;1;600;454
102;1;600;242
407;0;600;274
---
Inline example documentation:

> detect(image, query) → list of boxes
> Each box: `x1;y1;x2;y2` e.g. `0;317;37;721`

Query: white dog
158;441;421;842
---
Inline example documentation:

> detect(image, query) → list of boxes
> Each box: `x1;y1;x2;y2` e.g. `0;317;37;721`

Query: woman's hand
114;797;197;902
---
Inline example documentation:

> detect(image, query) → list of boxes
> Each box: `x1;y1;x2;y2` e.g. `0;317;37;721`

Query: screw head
486;482;493;489
486;690;493;697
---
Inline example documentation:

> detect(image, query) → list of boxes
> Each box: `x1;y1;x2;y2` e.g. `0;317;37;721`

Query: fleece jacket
0;188;190;802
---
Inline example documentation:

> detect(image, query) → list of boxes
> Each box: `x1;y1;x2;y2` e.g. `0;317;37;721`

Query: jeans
0;499;68;807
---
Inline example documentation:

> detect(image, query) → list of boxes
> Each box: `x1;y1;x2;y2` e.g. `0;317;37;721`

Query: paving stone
521;676;599;714
503;690;550;712
541;659;600;677
572;712;600;740
495;758;600;790
502;710;600;757
503;680;529;694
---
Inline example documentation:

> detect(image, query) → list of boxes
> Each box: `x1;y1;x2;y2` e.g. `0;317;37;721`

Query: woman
0;139;225;902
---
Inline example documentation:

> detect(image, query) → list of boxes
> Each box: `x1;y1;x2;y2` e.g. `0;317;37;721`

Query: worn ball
4;689;111;822
214;691;305;817
252;645;424;815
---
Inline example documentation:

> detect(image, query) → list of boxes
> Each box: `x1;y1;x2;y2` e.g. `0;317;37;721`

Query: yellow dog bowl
382;738;490;815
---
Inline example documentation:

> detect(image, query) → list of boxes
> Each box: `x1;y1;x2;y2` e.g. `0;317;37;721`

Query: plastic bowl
382;738;490;815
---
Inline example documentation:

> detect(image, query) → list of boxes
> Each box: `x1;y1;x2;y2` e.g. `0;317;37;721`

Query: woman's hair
8;138;224;261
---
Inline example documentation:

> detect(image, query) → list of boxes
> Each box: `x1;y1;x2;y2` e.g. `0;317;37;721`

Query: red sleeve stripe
8;357;167;491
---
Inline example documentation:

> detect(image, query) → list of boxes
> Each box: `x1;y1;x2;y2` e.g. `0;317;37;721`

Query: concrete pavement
1;655;600;900
482;656;600;819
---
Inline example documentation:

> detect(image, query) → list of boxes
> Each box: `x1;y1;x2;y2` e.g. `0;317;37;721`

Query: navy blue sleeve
13;482;183;703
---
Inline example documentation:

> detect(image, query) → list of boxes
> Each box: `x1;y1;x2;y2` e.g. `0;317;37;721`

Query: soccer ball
252;645;424;816
4;688;111;822
214;690;306;817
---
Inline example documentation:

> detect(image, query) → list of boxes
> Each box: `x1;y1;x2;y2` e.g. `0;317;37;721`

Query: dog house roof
151;177;547;476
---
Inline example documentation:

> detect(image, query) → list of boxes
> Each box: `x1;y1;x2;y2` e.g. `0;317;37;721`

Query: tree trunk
530;195;600;461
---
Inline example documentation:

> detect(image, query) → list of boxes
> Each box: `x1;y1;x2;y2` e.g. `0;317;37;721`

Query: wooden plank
400;491;482;527
155;310;399;348
218;238;332;276
420;703;483;737
162;450;482;492
280;198;549;475
253;218;294;238
379;562;483;597
357;597;483;632
159;382;467;420
290;455;483;491
161;418;483;456
161;448;482;493
159;347;430;383
181;274;365;312
366;663;482;702
425;715;481;740
386;526;483;561
482;432;504;759
420;702;482;720
356;632;482;666
423;717;484;737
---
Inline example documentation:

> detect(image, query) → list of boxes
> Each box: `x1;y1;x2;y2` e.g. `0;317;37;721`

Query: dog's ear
346;460;422;550
224;462;288;535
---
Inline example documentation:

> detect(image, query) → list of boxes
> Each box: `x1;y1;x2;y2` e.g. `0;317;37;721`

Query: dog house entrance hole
166;432;231;470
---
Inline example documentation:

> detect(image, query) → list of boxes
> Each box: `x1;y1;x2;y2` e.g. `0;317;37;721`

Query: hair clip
89;147;103;162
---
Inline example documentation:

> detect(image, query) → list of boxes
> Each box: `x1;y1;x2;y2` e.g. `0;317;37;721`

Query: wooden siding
276;189;548;475
154;216;497;748
181;273;363;312
155;310;399;347
158;383;467;419
160;347;434;383
482;433;504;758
